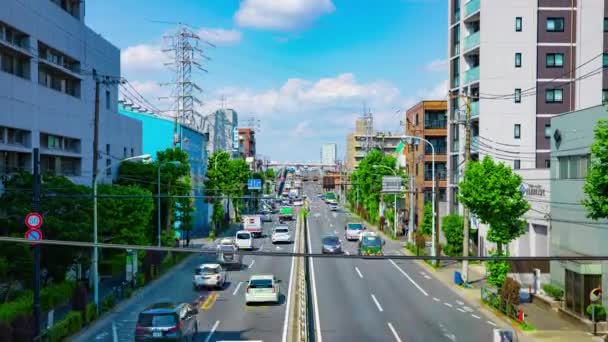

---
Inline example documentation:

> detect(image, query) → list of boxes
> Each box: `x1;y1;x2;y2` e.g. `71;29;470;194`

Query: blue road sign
248;178;262;190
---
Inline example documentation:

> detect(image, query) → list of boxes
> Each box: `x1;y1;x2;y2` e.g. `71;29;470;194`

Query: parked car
321;235;342;254
235;230;254;250
344;222;365;241
245;275;280;305
193;263;227;290
216;244;241;270
271;226;291;244
135;302;198;341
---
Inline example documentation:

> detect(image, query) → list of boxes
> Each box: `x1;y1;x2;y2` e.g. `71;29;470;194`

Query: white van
235;230;253;250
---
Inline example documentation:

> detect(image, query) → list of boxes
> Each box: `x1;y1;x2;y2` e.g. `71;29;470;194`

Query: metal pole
462;93;472;283
93;172;99;313
408;175;415;243
393;193;397;240
157;165;161;247
32;148;41;339
430;141;436;261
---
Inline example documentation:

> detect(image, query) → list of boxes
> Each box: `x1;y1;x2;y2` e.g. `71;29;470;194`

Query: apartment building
321;143;337;165
238;128;256;158
447;0;606;256
404;101;448;231
345;118;403;170
0;0;141;185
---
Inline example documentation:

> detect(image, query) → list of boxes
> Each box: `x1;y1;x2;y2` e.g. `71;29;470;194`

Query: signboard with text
382;176;402;194
248;179;262;190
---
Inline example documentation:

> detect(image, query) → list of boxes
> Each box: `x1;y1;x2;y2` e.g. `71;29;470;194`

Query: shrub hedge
542;283;564;301
48;311;82;342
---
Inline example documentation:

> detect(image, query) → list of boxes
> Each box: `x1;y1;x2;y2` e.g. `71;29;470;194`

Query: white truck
242;215;263;238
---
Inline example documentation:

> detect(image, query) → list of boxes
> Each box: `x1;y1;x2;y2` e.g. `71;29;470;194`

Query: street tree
442;214;464;256
583;118;608;219
421;202;433;236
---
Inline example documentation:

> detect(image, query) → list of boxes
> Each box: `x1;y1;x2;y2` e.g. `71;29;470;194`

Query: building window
604;18;608;32
546;17;565;32
514;124;521;139
558;155;590;179
545;159;550;168
603;89;608;104
515;88;521;103
545;89;563;103
131;148;134;157
515;17;522;32
106;144;110;156
105;159;111;175
546;53;564;68
123;147;127;158
415;114;419;126
514;160;521;170
515;53;522;68
603;54;608;68
415;163;418;176
105;90;111;110
544;124;551;138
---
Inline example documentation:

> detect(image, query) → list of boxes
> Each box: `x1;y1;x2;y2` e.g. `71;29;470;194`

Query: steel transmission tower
362;105;374;152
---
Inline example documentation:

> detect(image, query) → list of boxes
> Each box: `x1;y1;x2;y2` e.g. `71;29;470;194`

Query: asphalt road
304;183;500;342
71;217;298;342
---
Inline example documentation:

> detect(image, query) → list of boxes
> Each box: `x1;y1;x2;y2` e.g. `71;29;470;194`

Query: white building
321;143;337;165
0;0;142;186
447;0;606;257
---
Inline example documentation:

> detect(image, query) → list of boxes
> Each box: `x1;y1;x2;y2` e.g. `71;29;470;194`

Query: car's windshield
249;279;273;288
137;313;177;327
219;245;235;252
347;224;363;230
361;236;382;247
274;228;289;234
236;233;250;240
322;237;339;245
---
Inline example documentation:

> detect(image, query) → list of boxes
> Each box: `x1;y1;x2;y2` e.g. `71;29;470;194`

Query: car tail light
167;320;181;333
135;325;149;335
246;286;251;293
216;275;220;280
272;287;276;293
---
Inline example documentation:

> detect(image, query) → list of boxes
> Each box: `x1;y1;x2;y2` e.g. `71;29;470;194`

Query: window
515;17;522;32
545;89;563;103
544;124;551;138
515;88;521;103
604;18;608;32
105;159;111;175
545;159;551;168
415;163;418;176
603;53;608;68
603;89;608;104
514;124;521;139
546;53;564;68
123;147;127;158
546;17;565;32
514;160;520;170
106;144;110;156
515;53;522;67
105;90;111;110
558;155;590;179
131;148;134;157
415;114;419;126
559;157;569;178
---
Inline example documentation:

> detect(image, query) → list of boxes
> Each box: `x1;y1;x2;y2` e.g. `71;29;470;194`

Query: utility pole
92;69;100;185
461;92;472;283
407;118;416;243
32;148;41;340
434;168;441;267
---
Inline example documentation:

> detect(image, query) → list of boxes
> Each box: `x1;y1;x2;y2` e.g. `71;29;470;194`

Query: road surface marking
204;320;220;342
307;217;323;342
487;321;497;326
112;322;118;342
201;292;218;310
389;259;429;296
355;266;363;278
345;250;350;255
387;322;403;342
249;260;255;269
471;314;481;319
281;210;299;342
371;294;384;312
433;297;440;302
457;308;466;313
419;271;425;275
463;306;473;312
456;300;464;305
424;275;431;279
330;223;334;227
232;282;242;296
444;302;453;308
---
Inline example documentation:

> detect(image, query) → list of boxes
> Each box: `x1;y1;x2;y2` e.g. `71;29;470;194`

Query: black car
135;302;198;341
321;235;343;254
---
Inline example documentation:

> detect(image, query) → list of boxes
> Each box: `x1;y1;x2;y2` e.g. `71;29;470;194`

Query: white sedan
245;275;280;304
271;226;291;244
193;264;227;290
292;199;304;206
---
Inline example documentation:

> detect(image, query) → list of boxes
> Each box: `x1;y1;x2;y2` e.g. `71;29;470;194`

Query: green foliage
415;233;426;256
587;304;607;321
486;252;511;288
47;311;82;342
136;273;145;288
583;118;608;219
205;151;252;222
265;168;275;180
0;295;31;323
500;277;520;308
442;214;464;256
101;296;116;312
459;156;530;253
40;281;77;312
542;284;564;300
421;202;433;236
85;303;97;324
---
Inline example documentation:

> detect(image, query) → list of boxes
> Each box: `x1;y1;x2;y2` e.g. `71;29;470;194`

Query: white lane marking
433;297;440;302
204;320;220;342
281;214;299;342
419;271;425;275
457;308;466;313
444;302;453;308
248;260;255;269
456;300;464;306
463;306;473;312
307;217;323;342
355;266;363;278
387;322;403;342
389;259;429;296
487;321;497;326
232;282;242;296
424;275;431;279
330;223;333;227
371;294;384;312
112;322;118;342
471;314;481;319
345;250;350;255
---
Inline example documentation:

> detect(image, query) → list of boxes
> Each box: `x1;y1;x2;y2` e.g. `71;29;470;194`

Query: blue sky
87;0;448;162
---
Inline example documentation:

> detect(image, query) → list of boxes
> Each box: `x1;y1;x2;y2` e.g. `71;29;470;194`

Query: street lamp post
157;161;181;247
93;154;150;312
403;136;436;262
372;165;399;240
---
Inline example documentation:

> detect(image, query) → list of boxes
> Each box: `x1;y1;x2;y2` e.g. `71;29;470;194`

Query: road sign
25;228;43;243
25;212;43;229
248;178;262;190
381;176;402;193
590;288;602;302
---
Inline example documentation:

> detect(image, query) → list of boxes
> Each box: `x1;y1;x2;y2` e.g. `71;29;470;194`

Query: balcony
471;101;479;118
464;66;479;84
464;0;480;18
425;169;447;181
463;31;480;52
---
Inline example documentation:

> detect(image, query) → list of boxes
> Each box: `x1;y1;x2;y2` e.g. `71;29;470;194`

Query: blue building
119;104;210;237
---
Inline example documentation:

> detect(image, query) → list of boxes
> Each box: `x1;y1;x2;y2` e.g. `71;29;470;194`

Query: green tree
442;214;464;256
583;118;608;219
228;158;252;218
421;202;433;236
265;168;275;180
459;156;530;254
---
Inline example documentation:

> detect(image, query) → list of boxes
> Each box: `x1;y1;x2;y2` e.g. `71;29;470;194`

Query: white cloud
235;0;335;31
197;28;242;46
424;58;448;72
121;44;168;73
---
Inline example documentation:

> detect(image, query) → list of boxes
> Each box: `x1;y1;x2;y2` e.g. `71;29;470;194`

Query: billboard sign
382;176;402;193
